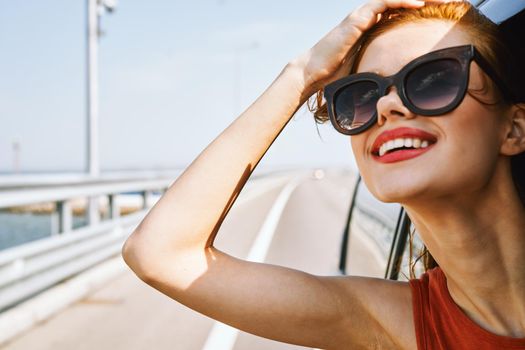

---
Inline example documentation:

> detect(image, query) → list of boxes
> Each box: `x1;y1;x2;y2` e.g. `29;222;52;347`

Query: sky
0;0;370;175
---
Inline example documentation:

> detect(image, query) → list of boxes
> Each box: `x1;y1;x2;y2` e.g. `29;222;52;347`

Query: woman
122;1;525;349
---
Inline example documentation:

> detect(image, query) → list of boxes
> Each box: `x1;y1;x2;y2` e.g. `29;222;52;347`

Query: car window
478;0;525;24
342;179;401;278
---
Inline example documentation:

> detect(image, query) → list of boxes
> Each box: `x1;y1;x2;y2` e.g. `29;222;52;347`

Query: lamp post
86;0;117;178
86;0;116;225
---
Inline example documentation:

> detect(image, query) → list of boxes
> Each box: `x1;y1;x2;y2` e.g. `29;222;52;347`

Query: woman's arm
122;1;430;348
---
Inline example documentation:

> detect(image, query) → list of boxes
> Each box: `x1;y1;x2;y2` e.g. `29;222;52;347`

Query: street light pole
86;0;99;178
86;0;116;225
86;0;116;178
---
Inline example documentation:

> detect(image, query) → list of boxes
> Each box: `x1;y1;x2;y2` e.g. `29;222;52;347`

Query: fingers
345;0;457;34
371;0;425;11
346;0;425;34
423;0;464;3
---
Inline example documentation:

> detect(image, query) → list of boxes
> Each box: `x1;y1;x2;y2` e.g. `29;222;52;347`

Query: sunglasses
323;44;512;135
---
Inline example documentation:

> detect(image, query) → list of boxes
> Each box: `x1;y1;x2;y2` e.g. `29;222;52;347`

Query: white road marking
201;175;306;350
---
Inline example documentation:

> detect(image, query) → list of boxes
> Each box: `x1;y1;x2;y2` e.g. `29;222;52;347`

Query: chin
367;176;432;204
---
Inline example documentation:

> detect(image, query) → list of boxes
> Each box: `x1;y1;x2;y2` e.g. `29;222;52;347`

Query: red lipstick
371;127;438;164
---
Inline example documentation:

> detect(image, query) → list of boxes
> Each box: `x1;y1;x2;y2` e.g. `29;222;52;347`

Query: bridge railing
0;172;181;312
0;210;145;312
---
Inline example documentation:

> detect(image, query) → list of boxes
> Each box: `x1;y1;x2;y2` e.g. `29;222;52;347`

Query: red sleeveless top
409;267;525;349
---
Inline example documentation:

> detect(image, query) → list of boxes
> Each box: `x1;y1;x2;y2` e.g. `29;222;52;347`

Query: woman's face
352;20;508;204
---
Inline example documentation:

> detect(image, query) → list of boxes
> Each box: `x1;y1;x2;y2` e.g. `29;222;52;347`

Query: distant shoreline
4;204;142;216
2;194;153;216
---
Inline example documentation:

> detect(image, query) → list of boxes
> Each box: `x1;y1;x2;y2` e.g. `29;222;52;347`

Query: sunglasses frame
323;44;510;136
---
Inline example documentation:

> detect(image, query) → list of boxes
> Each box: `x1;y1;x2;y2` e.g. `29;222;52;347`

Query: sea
1;210;99;251
0;192;160;252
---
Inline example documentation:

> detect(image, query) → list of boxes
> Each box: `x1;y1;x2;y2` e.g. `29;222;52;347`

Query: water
0;211;89;251
0;193;161;252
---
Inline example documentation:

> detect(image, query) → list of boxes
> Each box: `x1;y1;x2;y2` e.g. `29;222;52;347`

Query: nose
376;87;416;126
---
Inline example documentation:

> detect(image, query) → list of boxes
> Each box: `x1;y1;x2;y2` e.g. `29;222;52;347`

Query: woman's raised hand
290;0;450;98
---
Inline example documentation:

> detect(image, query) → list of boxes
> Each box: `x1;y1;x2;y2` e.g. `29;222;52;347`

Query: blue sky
1;0;371;174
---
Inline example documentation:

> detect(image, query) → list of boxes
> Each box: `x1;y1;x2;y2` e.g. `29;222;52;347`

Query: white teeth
379;144;386;156
394;139;404;148
377;137;434;157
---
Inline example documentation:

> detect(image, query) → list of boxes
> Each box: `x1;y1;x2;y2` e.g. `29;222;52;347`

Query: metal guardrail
0;210;145;312
0;172;181;312
0;175;177;237
0;170;182;189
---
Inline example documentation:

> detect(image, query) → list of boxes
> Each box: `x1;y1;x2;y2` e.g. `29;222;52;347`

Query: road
1;169;384;350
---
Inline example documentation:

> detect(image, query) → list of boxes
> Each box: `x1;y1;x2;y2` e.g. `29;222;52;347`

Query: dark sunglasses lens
334;81;379;132
406;59;463;111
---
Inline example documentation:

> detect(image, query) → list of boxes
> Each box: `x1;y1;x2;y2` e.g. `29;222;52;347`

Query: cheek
446;64;504;158
439;101;502;181
450;95;502;149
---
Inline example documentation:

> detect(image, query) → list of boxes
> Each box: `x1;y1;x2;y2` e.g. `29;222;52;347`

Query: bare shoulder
320;274;417;350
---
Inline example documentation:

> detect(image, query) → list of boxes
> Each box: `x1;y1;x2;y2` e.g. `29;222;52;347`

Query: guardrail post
51;202;59;236
57;200;73;234
141;190;149;209
108;194;120;219
87;195;100;225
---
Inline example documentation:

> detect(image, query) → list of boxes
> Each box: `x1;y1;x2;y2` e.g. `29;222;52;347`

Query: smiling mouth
372;141;437;163
372;138;437;157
